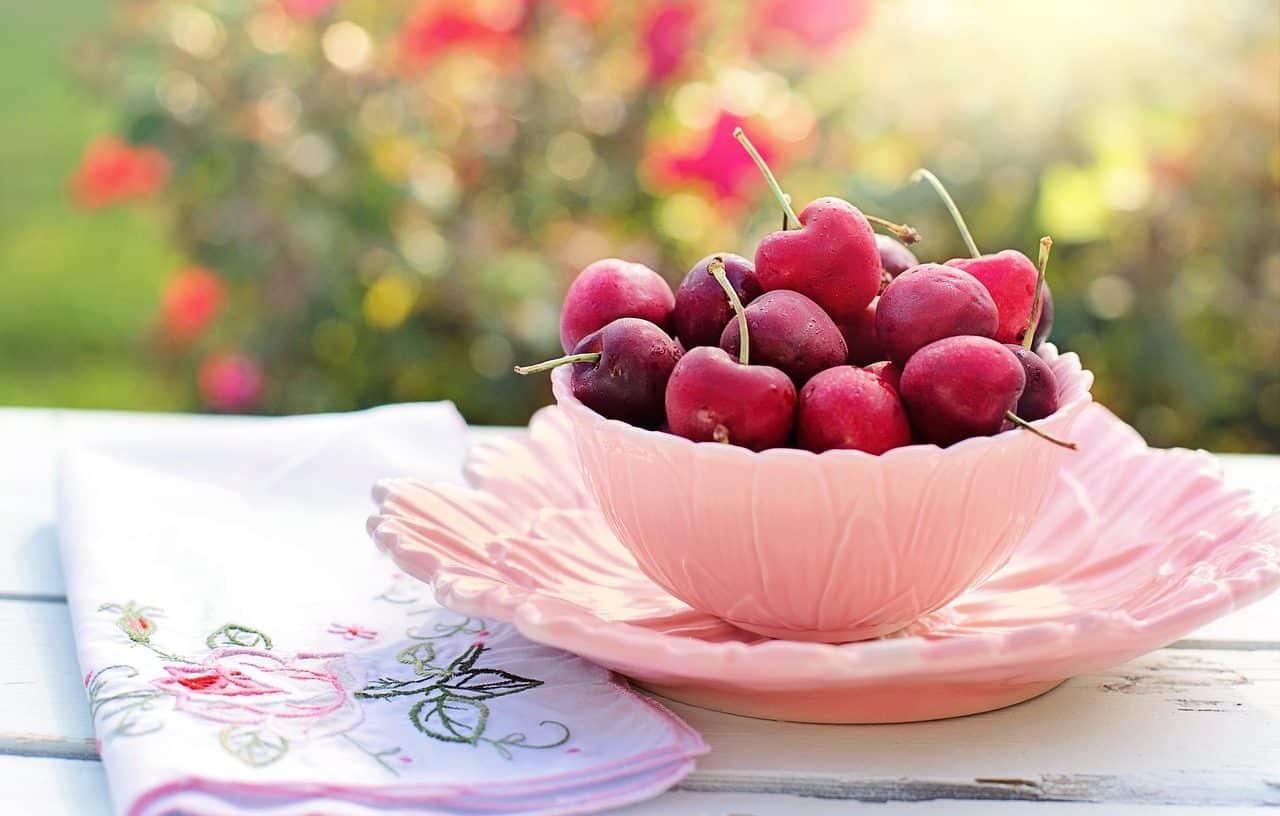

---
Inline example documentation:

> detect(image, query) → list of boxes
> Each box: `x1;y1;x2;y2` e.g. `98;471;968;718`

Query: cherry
914;169;1047;346
901;335;1077;449
876;234;919;288
515;317;680;428
719;289;847;386
796;366;913;454
559;258;675;353
865;360;902;392
837;296;882;366
665;259;796;450
899;335;1026;446
1004;344;1059;421
672;253;760;348
734;128;918;324
1032;284;1054;348
875;264;999;366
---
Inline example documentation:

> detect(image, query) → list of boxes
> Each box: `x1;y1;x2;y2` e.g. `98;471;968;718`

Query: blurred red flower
161;266;225;344
552;0;607;24
198;353;264;412
70;137;169;209
649;113;785;203
401;4;523;68
280;0;337;19
752;0;869;54
643;3;699;86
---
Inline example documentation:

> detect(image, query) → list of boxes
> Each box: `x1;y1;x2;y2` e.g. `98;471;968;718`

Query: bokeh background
2;0;1278;450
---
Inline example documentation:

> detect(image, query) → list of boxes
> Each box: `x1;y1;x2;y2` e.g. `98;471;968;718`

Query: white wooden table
2;408;1278;815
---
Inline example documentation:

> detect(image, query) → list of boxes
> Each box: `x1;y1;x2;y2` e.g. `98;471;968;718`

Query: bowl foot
634;677;1065;723
729;618;911;643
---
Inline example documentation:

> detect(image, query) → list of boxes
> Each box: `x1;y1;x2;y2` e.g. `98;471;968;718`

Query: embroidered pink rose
153;648;361;739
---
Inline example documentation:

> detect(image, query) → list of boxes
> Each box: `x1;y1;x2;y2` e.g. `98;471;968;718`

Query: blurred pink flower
643;3;699;86
161;266;224;344
649;113;785;203
70;137;169;209
753;0;869;54
400;5;523;68
551;0;607;24
198;352;264;412
280;0;337;19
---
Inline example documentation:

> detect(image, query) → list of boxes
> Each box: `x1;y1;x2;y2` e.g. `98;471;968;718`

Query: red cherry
875;234;918;287
673;253;760;347
719;290;847;386
665;347;796;450
875;264;998;366
947;250;1039;345
559;259;674;353
864;360;901;391
1004;344;1060;421
796;366;913;454
899;336;1026;446
733;128;918;324
754;196;882;324
517;318;680;429
837;296;882;366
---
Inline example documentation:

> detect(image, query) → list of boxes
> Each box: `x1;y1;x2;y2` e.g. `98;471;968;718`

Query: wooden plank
0;756;109;816
0;757;1274;816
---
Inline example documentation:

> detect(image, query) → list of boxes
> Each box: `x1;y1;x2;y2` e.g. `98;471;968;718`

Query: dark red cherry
516;317;680;428
719;290;847;386
672;253;760;348
559;259;674;353
664;346;796;450
796;366;913;454
1032;284;1054;348
876;234;919;288
1005;344;1060;421
899;336;1025;446
837;296;882;366
875;264;998;366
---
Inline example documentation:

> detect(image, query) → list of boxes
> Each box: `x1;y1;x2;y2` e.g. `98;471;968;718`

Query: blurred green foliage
2;0;1277;451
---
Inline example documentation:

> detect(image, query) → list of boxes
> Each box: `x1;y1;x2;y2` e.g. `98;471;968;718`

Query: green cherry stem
732;127;800;228
708;256;750;365
1004;411;1078;450
513;352;600;376
912;168;980;258
1024;236;1052;350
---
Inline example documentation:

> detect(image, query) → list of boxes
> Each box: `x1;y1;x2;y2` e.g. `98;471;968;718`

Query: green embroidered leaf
357;676;444;701
219;725;288;767
396;642;439;676
206;624;273;650
443;669;541;700
410;694;489;744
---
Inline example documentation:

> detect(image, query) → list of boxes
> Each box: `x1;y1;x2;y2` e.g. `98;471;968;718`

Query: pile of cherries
517;130;1076;454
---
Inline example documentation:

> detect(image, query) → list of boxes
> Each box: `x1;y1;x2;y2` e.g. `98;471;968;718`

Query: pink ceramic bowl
550;346;1094;643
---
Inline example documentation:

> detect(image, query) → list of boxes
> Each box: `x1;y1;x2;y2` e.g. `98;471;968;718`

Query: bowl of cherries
517;131;1093;643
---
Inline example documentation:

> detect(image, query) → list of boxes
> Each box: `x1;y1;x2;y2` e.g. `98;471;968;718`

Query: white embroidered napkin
57;404;705;816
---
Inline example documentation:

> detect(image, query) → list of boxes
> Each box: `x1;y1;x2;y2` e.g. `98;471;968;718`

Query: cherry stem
912;168;979;258
708;256;750;365
733;127;801;228
1023;236;1052;350
1004;411;1078;450
513;352;600;376
864;214;921;245
781;194;791;230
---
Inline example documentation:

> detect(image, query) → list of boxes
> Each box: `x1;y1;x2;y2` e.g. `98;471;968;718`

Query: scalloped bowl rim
550;345;1094;462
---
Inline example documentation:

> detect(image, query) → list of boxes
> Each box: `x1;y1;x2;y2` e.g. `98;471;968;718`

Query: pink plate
368;405;1280;723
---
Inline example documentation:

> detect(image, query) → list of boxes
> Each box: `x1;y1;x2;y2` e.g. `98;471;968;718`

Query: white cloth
56;404;705;816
